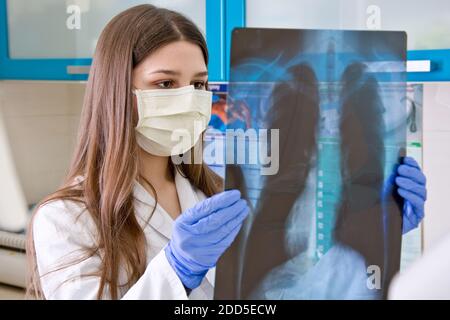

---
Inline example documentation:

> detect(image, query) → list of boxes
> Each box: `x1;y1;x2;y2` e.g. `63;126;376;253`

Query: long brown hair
26;4;223;299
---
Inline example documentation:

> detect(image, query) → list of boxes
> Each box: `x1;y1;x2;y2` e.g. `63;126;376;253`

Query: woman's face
132;40;208;91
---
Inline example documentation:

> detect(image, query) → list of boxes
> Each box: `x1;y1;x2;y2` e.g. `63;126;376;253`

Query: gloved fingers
222;222;245;247
398;188;424;214
210;222;244;254
402;156;421;169
397;164;426;186
221;204;249;235
196;221;248;268
181;189;242;224
402;201;422;234
210;205;250;244
191;199;248;234
196;222;244;261
395;176;427;201
403;201;421;223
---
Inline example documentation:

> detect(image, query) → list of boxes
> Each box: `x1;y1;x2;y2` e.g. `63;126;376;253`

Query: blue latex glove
165;189;250;289
395;156;427;234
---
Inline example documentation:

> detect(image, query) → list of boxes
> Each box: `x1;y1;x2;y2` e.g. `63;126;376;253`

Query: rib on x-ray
214;28;407;300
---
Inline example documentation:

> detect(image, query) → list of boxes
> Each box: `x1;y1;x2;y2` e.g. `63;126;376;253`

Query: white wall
0;81;85;205
423;83;450;250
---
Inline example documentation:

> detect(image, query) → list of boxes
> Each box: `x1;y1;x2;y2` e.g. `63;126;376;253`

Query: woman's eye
193;81;205;89
156;80;173;89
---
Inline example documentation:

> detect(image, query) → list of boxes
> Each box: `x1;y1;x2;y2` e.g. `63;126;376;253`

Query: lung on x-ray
214;28;407;300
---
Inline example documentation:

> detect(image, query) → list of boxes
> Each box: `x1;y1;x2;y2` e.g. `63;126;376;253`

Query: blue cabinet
2;0;450;81
0;0;226;81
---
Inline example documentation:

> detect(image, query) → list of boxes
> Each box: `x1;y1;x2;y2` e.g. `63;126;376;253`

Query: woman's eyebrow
149;69;208;77
149;69;179;75
194;71;208;77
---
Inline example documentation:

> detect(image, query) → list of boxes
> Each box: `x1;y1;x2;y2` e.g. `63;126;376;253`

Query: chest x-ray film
214;28;407;300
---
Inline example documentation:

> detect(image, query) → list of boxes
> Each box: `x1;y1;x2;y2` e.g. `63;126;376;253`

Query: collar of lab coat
133;168;201;240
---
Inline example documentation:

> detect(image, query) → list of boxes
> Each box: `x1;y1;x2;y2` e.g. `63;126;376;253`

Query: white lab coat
388;233;450;299
33;169;215;299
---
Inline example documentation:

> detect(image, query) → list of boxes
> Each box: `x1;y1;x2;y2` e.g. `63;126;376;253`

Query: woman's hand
165;189;249;289
395;156;427;234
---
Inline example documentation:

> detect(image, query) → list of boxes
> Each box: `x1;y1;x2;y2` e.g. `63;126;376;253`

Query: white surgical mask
133;85;212;156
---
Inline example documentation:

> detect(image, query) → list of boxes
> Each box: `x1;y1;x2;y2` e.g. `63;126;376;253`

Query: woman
27;4;249;300
27;4;426;300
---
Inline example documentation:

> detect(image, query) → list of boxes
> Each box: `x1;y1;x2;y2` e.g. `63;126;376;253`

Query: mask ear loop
132;88;144;128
